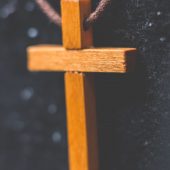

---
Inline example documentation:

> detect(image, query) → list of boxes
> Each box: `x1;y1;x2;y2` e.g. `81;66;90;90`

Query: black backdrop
0;0;170;170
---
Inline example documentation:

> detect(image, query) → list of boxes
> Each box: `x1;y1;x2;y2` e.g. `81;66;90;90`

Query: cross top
62;0;93;49
27;0;137;170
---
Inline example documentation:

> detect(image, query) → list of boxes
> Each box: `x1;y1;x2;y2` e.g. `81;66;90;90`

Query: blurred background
0;0;170;170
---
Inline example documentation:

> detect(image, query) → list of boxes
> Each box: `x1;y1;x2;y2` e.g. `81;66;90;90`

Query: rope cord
35;0;111;30
35;0;61;26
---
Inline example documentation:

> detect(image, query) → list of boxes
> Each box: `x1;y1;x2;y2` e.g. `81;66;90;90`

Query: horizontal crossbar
27;45;136;73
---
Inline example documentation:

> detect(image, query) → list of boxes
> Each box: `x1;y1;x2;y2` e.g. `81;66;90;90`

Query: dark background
0;0;170;170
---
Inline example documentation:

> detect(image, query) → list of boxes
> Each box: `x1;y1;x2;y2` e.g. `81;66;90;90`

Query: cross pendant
27;0;137;170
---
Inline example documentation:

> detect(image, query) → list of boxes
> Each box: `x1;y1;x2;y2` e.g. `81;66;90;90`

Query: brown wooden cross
27;0;136;170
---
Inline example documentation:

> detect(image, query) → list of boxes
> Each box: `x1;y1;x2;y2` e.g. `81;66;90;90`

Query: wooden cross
27;0;136;170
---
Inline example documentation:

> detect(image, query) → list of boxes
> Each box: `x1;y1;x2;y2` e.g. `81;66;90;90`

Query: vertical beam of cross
65;73;98;170
61;0;99;170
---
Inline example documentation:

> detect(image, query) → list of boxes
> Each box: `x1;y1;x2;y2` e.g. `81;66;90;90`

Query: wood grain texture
61;0;93;49
65;72;98;170
28;45;136;73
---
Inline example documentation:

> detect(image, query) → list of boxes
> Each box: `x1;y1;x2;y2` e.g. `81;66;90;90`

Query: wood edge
27;45;137;52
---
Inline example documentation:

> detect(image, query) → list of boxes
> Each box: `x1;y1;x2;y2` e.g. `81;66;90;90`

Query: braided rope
84;0;112;30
